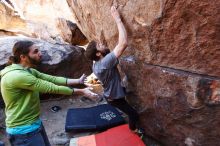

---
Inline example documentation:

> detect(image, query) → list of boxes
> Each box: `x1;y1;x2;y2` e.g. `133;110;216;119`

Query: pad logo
100;111;116;121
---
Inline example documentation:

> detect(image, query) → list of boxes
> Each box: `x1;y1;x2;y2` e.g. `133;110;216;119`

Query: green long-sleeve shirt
0;64;73;128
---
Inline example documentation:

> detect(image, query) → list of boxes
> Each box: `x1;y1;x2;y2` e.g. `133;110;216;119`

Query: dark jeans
0;141;4;146
108;98;139;130
7;124;51;146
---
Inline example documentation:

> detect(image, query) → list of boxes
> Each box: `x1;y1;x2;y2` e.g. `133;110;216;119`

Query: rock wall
0;2;26;33
0;1;88;45
121;58;220;146
56;18;88;45
68;0;220;145
68;0;220;76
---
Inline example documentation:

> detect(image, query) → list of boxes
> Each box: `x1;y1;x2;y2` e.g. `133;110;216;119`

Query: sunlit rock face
67;0;219;76
10;0;74;22
9;0;75;42
0;2;26;33
0;0;88;45
67;0;163;49
68;0;220;145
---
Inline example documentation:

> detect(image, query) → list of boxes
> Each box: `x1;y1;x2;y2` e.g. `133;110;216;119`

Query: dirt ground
0;95;104;146
0;95;161;146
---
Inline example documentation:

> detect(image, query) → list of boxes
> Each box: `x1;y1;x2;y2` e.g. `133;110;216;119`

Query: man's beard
100;49;110;57
28;56;41;66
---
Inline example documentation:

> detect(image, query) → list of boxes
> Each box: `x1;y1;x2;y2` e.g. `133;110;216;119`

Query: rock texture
0;1;88;45
68;0;220;145
56;18;88;45
68;0;220;77
0;2;26;33
0;36;92;77
10;0;74;23
120;58;220;146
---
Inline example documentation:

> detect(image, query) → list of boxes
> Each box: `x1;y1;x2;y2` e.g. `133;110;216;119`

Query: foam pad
70;124;146;146
65;104;125;132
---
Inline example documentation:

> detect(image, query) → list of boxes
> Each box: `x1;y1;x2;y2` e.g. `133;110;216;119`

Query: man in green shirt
0;40;97;146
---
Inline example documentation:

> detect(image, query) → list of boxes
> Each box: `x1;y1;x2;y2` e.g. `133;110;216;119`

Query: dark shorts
7;124;51;146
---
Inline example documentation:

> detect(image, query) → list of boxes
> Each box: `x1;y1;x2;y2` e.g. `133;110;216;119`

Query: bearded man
1;40;97;146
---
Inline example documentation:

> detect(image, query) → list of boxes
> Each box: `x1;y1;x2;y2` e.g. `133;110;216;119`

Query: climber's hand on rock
111;6;121;22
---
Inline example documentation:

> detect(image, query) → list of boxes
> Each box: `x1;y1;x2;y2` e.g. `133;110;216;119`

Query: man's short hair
85;41;100;61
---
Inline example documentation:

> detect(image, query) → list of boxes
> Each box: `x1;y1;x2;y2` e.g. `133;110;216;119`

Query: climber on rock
85;6;144;136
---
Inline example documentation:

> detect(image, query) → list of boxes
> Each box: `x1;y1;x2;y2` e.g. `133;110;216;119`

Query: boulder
120;58;220;146
67;0;220;76
0;36;92;78
67;0;220;145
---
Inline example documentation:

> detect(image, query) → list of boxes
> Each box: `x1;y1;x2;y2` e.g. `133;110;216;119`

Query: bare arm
111;6;128;58
67;74;87;85
73;87;98;101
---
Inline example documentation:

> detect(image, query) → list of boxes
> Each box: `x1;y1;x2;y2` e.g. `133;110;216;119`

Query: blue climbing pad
65;104;125;132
